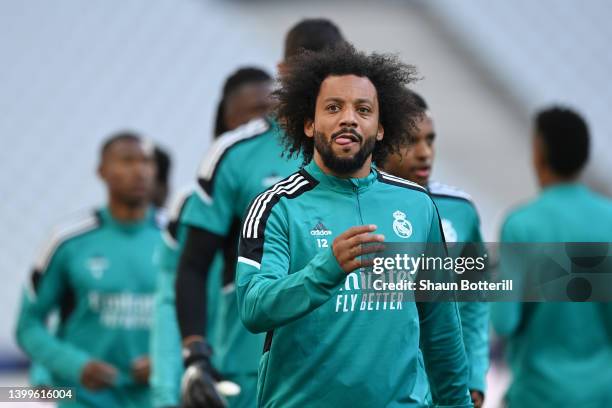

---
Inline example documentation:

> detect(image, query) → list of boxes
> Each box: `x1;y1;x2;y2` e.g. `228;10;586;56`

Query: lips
334;134;359;146
413;166;431;178
332;131;361;147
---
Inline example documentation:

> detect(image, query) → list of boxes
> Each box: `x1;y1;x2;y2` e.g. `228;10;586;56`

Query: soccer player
381;91;489;407
151;67;274;408
236;43;471;407
175;19;346;408
15;133;162;407
491;107;612;407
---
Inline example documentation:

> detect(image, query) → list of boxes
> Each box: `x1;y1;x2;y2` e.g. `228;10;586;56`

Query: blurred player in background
491;107;612;407
15;132;162;407
26;141;173;394
151;67;273;408
381;91;489;407
175;19;345;408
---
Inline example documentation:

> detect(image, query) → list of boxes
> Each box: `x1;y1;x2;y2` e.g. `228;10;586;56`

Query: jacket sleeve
236;202;346;334
15;242;91;384
457;211;490;393
151;240;182;408
174;147;238;340
417;203;472;407
490;216;523;337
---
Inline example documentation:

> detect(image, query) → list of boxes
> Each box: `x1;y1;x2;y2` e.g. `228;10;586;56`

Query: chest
286;190;432;270
433;200;475;244
66;230;159;295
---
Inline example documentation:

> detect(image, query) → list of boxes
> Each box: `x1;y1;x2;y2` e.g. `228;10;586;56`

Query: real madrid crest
392;210;413;239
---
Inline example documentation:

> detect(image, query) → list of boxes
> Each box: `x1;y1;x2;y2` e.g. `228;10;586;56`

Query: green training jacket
16;207;162;408
237;161;472;407
492;183;612;407
429;181;490;394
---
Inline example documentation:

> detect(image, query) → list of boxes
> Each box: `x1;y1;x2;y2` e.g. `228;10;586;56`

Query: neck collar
98;206;154;232
302;160;377;193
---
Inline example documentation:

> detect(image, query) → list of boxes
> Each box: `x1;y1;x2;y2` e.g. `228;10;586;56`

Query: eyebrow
322;97;374;105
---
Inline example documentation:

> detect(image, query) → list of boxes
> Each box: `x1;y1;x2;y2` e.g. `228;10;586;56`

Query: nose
414;141;432;160
133;158;152;180
339;106;358;129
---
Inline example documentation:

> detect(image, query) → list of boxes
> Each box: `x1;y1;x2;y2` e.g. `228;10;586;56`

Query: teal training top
180;117;301;377
491;183;612;407
429;181;490;393
236;161;472;408
150;188;224;408
15;207;162;408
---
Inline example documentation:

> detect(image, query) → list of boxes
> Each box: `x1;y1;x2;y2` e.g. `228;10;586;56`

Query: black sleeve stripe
197;118;270;197
239;170;317;265
59;285;76;323
377;171;428;194
263;330;274;353
34;212;100;272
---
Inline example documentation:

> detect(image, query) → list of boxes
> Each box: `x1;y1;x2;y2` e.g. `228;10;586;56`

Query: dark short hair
100;131;142;158
408;90;428;111
284;18;345;59
535;106;590;178
275;43;420;166
214;67;272;137
154;145;171;184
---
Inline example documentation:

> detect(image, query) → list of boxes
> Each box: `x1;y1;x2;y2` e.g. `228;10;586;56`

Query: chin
125;196;149;208
414;177;428;187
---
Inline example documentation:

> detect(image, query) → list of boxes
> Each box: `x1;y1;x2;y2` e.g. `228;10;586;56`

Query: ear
376;123;384;141
97;162;105;181
304;119;314;138
277;62;287;78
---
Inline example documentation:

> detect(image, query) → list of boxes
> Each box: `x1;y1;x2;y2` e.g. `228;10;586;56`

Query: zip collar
302;160;378;194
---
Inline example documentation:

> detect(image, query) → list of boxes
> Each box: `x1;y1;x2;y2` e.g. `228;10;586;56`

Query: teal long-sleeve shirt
150;189;223;408
236;162;472;407
153;117;301;408
491;183;612;407
15;207;162;408
429;181;490;394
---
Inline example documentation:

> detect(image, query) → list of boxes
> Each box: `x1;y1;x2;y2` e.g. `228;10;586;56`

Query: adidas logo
310;221;332;236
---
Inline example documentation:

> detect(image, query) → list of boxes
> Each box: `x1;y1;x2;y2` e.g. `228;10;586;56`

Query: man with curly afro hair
236;44;472;407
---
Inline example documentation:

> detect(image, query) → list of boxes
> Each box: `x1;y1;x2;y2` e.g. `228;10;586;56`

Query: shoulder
376;170;434;209
165;186;196;223
504;197;541;224
196;118;273;198
241;170;317;239
428;181;474;203
377;170;428;194
162;186;196;245
586;188;612;214
197;118;272;179
429;180;480;215
501;198;542;238
35;210;101;270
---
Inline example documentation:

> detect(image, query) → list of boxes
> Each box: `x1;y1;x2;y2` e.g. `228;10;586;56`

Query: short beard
314;129;377;176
